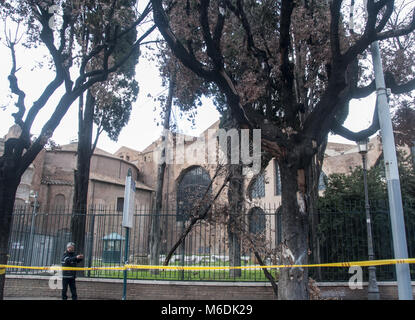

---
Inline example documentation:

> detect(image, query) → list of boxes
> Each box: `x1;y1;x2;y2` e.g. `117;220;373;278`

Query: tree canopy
150;0;415;299
152;0;415;151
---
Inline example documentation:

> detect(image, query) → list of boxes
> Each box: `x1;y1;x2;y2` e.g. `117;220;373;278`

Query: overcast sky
0;34;377;154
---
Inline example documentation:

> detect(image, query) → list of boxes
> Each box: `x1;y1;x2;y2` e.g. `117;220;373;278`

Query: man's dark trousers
62;277;77;300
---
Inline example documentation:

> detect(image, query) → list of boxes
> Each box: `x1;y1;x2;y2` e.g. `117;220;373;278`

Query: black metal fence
6;200;415;282
309;200;415;282
7;204;279;282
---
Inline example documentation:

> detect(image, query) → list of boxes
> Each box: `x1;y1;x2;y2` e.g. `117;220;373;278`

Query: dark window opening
116;197;124;212
248;207;266;234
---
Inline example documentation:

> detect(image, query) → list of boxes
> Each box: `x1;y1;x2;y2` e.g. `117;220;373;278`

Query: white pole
369;37;413;301
363;0;413;300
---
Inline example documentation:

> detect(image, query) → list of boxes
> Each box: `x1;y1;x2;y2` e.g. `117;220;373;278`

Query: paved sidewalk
4;296;60;300
4;296;103;300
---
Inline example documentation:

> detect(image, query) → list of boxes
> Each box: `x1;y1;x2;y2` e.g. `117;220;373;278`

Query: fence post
87;212;95;278
122;169;135;300
180;219;185;281
26;192;38;269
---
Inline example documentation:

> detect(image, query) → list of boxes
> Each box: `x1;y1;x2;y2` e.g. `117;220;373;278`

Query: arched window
14;198;26;212
274;160;282;196
250;173;265;199
177;166;211;221
248;207;266;234
53;194;66;211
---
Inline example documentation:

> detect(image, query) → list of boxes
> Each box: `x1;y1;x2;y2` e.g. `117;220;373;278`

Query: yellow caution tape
0;258;414;272
0;267;5;275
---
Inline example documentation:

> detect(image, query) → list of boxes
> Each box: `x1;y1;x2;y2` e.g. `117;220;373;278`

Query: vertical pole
122;227;130;301
122;168;134;300
370;41;413;300
87;213;95;278
180;219;185;281
362;152;380;300
27;192;38;268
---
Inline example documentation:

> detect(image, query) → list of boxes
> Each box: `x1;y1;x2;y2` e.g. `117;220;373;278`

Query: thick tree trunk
149;164;165;268
71;91;95;260
306;140;327;281
0;183;20;300
227;163;243;278
150;70;175;269
278;161;310;300
222;118;243;278
0;142;24;300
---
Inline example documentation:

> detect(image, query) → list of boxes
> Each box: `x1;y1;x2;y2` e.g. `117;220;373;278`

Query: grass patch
84;259;279;282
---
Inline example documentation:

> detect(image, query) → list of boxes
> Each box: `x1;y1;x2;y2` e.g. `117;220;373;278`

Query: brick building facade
1;121;411;215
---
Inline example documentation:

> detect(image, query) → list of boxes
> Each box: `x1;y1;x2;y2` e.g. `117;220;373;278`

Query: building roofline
46;146;141;172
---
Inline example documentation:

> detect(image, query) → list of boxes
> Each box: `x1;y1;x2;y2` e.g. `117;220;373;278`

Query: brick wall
4;275;415;300
4;276;276;300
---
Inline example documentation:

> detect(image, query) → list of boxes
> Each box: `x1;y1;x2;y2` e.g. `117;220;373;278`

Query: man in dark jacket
61;242;83;300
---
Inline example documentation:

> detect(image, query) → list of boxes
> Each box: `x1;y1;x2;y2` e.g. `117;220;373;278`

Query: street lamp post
357;139;380;300
26;191;38;268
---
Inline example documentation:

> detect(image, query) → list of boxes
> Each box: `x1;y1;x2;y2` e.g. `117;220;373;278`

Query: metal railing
6;200;415;282
309;200;415;282
7;204;279;282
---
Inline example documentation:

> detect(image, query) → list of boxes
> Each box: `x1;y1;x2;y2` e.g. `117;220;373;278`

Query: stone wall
4;275;415;300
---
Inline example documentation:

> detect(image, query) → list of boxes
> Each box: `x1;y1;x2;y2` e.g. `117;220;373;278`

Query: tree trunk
0;141;24;300
306;140;327;281
227;163;243;278
150;69;176;270
278;161;310;300
71;90;95;260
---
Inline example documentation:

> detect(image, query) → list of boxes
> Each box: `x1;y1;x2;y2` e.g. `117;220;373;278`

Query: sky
0;30;378;155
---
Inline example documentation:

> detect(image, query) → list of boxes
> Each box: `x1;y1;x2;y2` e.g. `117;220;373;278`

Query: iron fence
7;204;280;282
6;200;415;282
309;200;415;282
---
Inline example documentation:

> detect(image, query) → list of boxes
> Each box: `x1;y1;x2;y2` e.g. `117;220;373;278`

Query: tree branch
376;8;415;41
278;0;296;121
151;0;216;80
78;24;156;91
224;0;269;70
163;172;231;266
24;75;64;132
331;103;380;141
92;125;104;155
342;0;392;64
36;7;73;91
116;1;153;39
7;42;26;129
330;0;343;62
199;0;223;68
152;0;253;128
352;73;415;98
